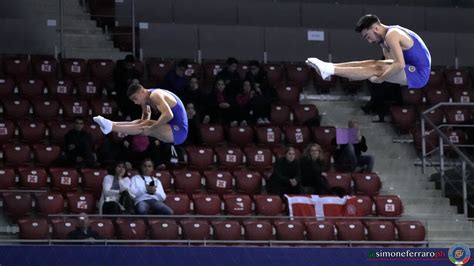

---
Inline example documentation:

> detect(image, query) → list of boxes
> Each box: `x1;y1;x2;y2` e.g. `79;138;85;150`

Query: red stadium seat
244;146;273;171
152;170;173;192
274;220;305;240
233;170;263;195
51;218;78;239
0;120;16;144
214;147;244;170
18;167;48;189
33;57;58;80
147;60;173;83
76;80;102;99
184;62;202;78
212;220;242;240
255;126;283;146
335;220;366;241
442;128;467;147
1;97;31;119
394;221;426;241
227;126;255;147
83;121;106;143
4;57;30;80
389;106;417;132
270;104;291;125
203;170;233;195
0;168;16;189
192;193;222;215
19;218;48;239
425;68;445;87
275;84;301;106
2;192;33;218
180;219;211;240
88;59;114;83
243;220;273;241
421;107;444;128
450;88;473;103
410;127;439;153
292;104;319;125
31;98;60;121
305;220;335;241
312;126;336;153
444;107;470;124
47;121;74;144
148;219;180;240
186;146;215;171
81;168;107;197
223;194;253;215
173;170;202;194
0;77;15;97
263;63;284;86
164;193;191;215
352;173;381;196
17;120;47;144
90;218;115;239
66;192;96;214
115;218;147;240
17;78;45;99
365;220;396;241
2;144;32;167
373;195;403;217
344;196;374;217
199;124;225;146
47;79;74;100
50;168;80;194
253;195;284;216
33;144;61;167
325;172;352;193
89;98;119;119
61;99;90;119
425;88;450;106
35;192;65;215
202;62;224;82
282;125;311;147
401;89;424;105
445;69;470;87
61;58;87;81
286;64;310;87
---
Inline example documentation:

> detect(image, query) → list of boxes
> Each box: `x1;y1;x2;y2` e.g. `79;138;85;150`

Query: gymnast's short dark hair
127;83;143;97
355;14;381;33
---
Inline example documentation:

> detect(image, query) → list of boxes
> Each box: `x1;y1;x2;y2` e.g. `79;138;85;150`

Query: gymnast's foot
93;115;113;134
305;57;334;80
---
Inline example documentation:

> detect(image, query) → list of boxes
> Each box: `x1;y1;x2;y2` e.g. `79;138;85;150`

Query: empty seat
212;220;242;240
199;124;225;146
47;79;74;100
115;218;147;240
214;147;244;170
0;77;15;98
450;88;473;103
164;193;191;215
66;192;96;214
33;144;61;167
180;219;211;240
147;60;173;83
17;78;45;99
227;126;255;147
394;220;426;241
274;220;305;241
312;126;336;153
149;219;180;240
33;57;58;80
186;146;215;171
325;172;352;193
203;170;233;195
233;170;263;195
422;107;444;128
275;84;301;106
352;173;381;196
401;88;424;105
61;58;87;81
292;104;319;125
0;168;16;189
76;80;101;99
253;195;284;216
31;98;60;121
0;120;16;144
89;98;119;119
50;168;80;193
152;170;173;192
263;63;284;86
81;168;108;197
305;220;335;241
243;146;273;171
425;88;450;105
442;129;467;147
51;218;78;239
90;218;115;239
270;104;291;125
286;64;310;87
88;59;114;83
223;194;253;215
3;144;32;167
18;167;48;189
373;195;403;217
35;192;65;215
445;69;470;87
365;220;396;241
282;125;311;147
2;192;33;218
173;170;202;194
17;120;47;144
61;99;90;119
243;220;273;241
344;196;374;217
202;62;224;82
4;57;30;80
389;106;417;132
444;107;470;124
1;98;31;119
335;220;366;241
19;218;48;239
83;121;105;143
192;193;222;215
410;126;439;153
255;126;283;146
47;121;74;144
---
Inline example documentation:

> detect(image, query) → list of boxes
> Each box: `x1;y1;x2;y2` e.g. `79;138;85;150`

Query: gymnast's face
361;24;383;44
129;88;147;105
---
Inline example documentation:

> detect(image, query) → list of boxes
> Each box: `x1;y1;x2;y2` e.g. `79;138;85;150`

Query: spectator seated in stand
163;60;189;99
184;103;201;145
216;57;242;99
98;161;134;215
62;116;97;168
267;147;302;196
300;143;331;195
245;60;275;100
182;75;211;125
114;54;142;119
129;158;173;215
235;80;271;125
68;213;100;240
214;78;240;127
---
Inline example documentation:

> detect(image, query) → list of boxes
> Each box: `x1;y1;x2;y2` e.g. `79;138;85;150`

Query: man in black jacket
68;213;100;240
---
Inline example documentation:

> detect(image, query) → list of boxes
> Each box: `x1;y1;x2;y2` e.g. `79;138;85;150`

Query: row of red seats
19;217;425;243
402;86;474;107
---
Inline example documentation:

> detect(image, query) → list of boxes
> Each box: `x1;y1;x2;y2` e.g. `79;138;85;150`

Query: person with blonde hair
300;143;330;195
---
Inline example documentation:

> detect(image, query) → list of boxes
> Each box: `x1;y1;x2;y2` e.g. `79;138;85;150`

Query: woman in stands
300;143;331;195
267;146;301;196
99;161;133;214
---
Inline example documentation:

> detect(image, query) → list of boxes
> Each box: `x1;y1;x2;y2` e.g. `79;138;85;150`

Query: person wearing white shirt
99;161;133;214
129;158;173;215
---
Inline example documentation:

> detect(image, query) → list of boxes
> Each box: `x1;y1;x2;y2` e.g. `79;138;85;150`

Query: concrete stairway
312;98;474;248
33;0;129;60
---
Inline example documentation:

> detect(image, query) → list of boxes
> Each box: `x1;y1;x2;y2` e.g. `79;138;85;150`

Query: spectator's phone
149;180;155;187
